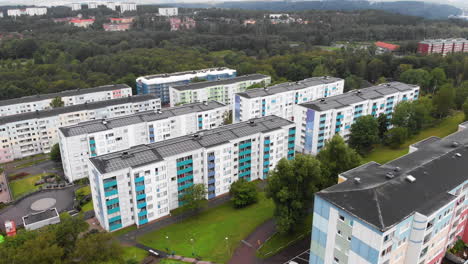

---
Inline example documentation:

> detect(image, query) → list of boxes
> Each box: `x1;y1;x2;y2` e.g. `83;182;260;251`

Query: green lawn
122;246;148;263
13;157;49;169
257;215;312;259
363;112;464;164
112;224;137;237
76;186;94;212
137;192;274;263
159;259;191;264
10;173;48;199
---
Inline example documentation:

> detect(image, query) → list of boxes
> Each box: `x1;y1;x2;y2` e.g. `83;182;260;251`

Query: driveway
5;160;64;179
0;186;77;230
0;173;11;203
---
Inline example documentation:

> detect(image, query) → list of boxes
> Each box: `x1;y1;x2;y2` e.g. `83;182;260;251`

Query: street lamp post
225;237;229;256
165;235;170;253
190;238;195;257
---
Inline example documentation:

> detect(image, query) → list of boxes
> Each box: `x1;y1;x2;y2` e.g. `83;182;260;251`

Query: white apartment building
105;2;116;11
0;84;132;117
119;2;137;13
294;82;419;155
310;123;468;264
234;76;344;123
58;101;228;182
0;95;160;164
88;2;98;9
170;74;271;107
71;3;82;11
136;67;236;105
159;7;178;16
87;115;296;231
7;7;47;17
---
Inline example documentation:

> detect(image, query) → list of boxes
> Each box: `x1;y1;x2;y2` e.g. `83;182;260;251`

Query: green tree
50;97;64;108
392;100;432;135
432;84;455;118
430;67;447;92
455;81;468;109
229;178;258;208
463;98;468;121
384;127;408;148
223;110;233;125
179;183;207;211
377;113;389;138
399;69;432;92
344;75;362;92
316;134;361;187
72;233;124;264
367;58;385;82
50;143;61;162
348;115;379;155
266;154;322;234
52;214;89;257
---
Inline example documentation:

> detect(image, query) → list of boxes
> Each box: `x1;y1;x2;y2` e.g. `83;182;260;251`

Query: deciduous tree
348;115;379;155
229;178;258;208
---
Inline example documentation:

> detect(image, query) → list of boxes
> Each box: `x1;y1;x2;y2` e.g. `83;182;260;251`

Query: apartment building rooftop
300;82;418;112
318;127;468;232
22;208;59;226
0;95;157;125
419;38;468;44
89;115;293;174
0;84;131;107
137;67;235;81
59;101;226;137
171;74;269;91
236;76;343;99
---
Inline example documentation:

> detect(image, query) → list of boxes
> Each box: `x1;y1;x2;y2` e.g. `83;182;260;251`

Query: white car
288;261;298;264
148;249;159;256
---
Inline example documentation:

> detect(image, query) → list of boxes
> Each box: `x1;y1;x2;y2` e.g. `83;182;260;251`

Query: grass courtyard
137;192;274;263
75;185;94;212
122;246;148;263
9;173;49;199
363;112;464;164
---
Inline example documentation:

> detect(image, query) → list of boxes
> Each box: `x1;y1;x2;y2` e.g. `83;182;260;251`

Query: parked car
148;249;159;257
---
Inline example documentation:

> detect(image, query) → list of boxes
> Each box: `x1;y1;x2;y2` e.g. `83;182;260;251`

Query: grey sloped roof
171;74;270;91
0;84;131;107
89;115;293;174
301;82;418;111
236;76;343;99
0;95;157;126
319;127;468;232
59;101;226;137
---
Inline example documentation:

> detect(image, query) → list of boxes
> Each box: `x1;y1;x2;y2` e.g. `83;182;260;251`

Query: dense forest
1;7;468;101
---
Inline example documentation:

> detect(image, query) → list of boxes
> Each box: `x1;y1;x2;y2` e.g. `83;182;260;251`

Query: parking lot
284;249;310;264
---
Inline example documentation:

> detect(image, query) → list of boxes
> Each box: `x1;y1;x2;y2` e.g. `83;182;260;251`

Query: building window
334;257;340;263
339;215;345;222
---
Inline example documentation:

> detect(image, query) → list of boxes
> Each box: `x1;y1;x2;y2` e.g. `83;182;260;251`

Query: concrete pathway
0;173;11;203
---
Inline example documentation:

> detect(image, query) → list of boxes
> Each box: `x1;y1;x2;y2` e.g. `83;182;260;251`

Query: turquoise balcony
103;180;117;188
336;114;344;119
134;176;144;183
106;198;119;206
108;207;120;214
289;130;296;135
239;171;251;177
240;164;251;170
288;150;295;155
264;140;271;145
288;136;295;141
320;116;326;121
137;202;147;209
105;189;118;197
288;143;295;148
135;185;145;192
263;160;270;166
178;174;193;182
178;182;193;191
177;167;193;175
239;150;251;156
239;157;251;163
108;215;121;223
139;218;148;225
240;142;252;149
176;159;192;167
136;193;146;200
264;147;270;152
138;210;147;217
109;223;122;231
264;154;270;159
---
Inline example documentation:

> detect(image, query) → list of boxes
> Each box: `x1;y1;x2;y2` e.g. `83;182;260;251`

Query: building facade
119;2;137;13
159;7;178;16
87;115;296;231
295;82;419;155
234;76;344;123
136;67;237;105
170;74;271;106
0;95;160;164
310;124;468;264
0;84;132;117
418;39;468;55
7;7;47;17
58;101;228;182
70;19;95;28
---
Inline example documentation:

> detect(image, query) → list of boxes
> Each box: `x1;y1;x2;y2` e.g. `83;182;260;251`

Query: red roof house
375;41;400;52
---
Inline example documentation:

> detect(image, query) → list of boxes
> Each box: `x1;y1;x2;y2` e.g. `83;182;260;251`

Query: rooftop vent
356;90;362;94
249;120;255;124
455;153;462;158
393;167;401;172
203;101;208;106
102;120;107;125
451;141;460;148
406;175;416;183
264;87;269;91
320;99;326;103
353;177;361;184
157;109;162;114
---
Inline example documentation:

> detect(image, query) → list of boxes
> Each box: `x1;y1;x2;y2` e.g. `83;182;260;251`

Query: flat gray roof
0;95;157;125
300;82;418;112
59;101;227;137
23;208;59;225
139;67;233;80
236;76;343;99
0;84;131;107
319;126;468;232
171;74;269;91
90;115;293;174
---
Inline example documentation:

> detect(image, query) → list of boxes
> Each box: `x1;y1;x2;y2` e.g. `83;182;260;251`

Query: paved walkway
5;159;64;179
0;173;11;203
263;237;311;264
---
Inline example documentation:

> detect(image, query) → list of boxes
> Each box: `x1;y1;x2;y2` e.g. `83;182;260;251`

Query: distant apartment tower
88;115;295;231
0;95;160;164
88;2;98;9
170;74;271;106
119;2;137;13
309;123;468;264
58;101;228;182
0;84;132;117
7;7;47;17
295;82;419;155
418;38;468;55
136;68;237;105
234;77;344;123
159;7;178;16
71;3;82;11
